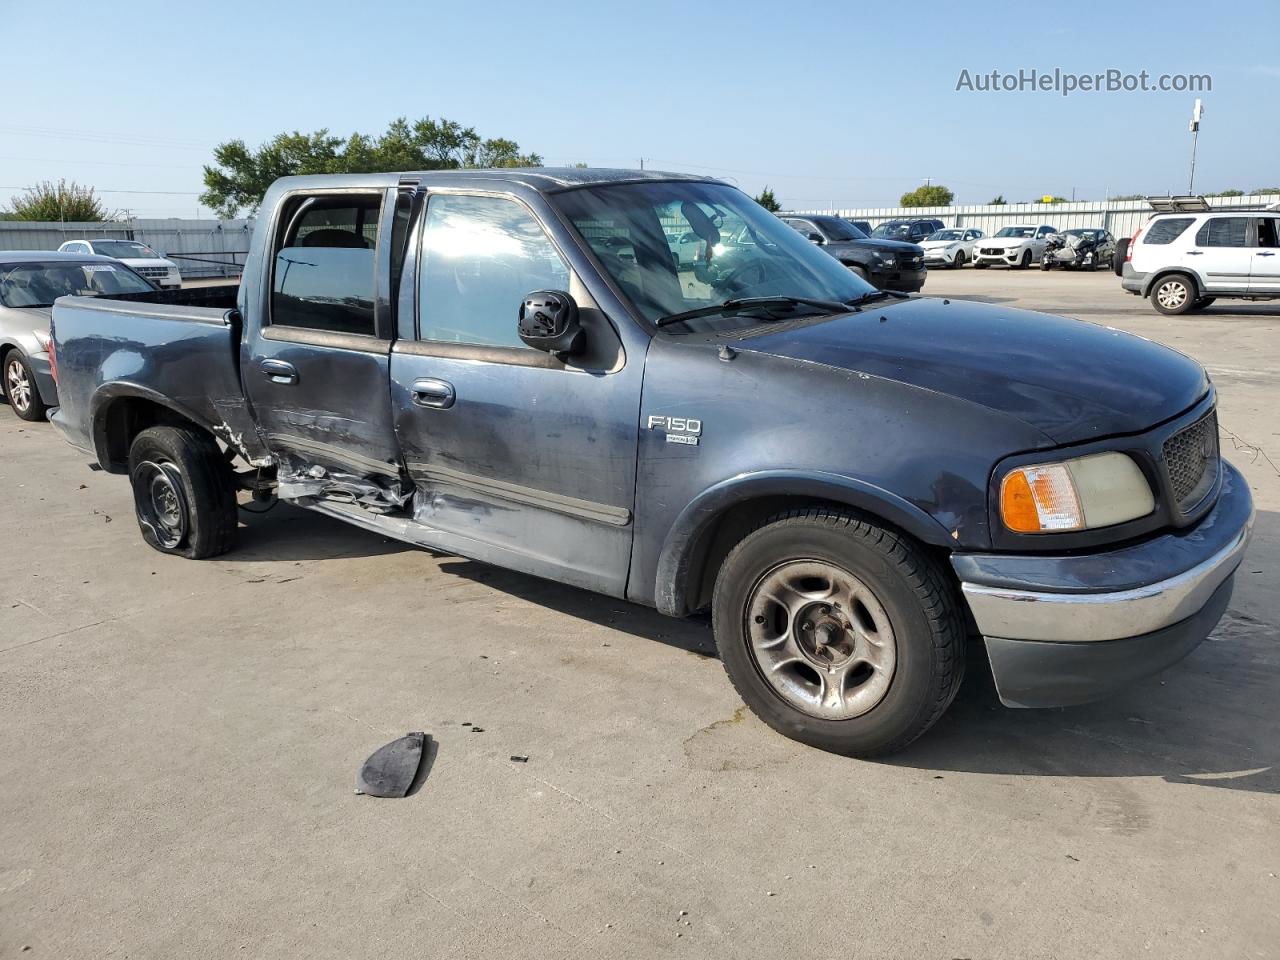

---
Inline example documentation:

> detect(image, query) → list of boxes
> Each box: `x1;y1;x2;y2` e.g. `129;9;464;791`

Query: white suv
57;239;182;289
971;224;1058;269
1121;211;1280;315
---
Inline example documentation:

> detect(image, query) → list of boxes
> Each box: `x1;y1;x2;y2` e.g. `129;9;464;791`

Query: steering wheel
710;257;784;297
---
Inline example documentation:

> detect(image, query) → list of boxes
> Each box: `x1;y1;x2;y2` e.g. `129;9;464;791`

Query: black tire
1150;273;1197;316
972;261;988;269
849;264;874;286
1112;238;1129;276
127;425;237;559
1190;296;1216;312
1017;249;1032;269
952;250;966;268
3;351;48;422
711;507;965;757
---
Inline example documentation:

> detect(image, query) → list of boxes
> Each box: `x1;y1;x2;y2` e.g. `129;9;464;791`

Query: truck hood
739;297;1209;445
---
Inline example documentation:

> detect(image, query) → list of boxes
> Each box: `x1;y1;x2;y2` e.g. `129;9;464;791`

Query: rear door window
1195;217;1250;248
271;195;381;335
1143;218;1194;244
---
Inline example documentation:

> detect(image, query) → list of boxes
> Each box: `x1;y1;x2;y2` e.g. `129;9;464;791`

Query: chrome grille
1163;411;1219;511
135;266;168;278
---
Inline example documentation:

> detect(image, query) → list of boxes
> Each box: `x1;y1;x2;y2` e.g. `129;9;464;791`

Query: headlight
948;243;961;251
874;251;896;266
1000;452;1154;533
33;329;51;351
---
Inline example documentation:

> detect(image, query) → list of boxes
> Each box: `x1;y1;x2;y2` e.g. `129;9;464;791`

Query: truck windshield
90;240;160;259
0;261;155;308
553;181;874;329
871;222;913;239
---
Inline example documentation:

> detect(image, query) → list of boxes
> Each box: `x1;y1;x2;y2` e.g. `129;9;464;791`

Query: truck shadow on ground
228;504;1278;795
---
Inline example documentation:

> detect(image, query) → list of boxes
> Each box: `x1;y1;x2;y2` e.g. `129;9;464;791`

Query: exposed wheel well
98;397;209;473
681;495;953;615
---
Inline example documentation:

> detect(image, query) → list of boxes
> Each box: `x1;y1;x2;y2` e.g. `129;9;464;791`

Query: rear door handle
411;378;455;409
1186;250;1204;256
261;359;298;385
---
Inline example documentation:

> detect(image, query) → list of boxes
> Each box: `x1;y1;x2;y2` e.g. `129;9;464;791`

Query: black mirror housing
807;233;824;244
518;290;583;355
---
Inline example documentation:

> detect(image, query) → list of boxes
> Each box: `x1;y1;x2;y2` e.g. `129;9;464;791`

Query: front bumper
870;265;926;292
952;460;1253;707
972;247;1025;265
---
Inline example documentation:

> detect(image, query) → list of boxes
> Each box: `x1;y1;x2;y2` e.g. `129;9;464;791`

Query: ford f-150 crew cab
48;169;1254;756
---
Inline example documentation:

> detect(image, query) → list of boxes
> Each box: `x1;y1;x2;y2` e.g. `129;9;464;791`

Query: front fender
653;470;955;617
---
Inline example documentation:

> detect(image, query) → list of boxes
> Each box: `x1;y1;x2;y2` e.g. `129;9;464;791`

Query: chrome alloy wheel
1156;279;1189;311
744;560;897;720
134;460;188;549
5;358;31;413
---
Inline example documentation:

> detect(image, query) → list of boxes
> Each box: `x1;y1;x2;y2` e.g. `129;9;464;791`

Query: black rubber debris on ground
355;732;428;798
510;755;529;763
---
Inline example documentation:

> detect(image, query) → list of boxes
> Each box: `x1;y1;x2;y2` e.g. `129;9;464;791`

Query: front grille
135;266;169;279
979;247;1003;256
901;255;923;268
1163;410;1219;511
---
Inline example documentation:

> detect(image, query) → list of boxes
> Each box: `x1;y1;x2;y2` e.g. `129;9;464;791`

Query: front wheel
712;508;965;757
848;264;874;287
952;250;966;268
1017;250;1033;269
3;352;48;422
128;425;238;559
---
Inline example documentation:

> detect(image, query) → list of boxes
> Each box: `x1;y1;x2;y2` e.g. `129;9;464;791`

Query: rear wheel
128;426;237;559
712;507;965;757
3;351;47;422
1150;274;1196;316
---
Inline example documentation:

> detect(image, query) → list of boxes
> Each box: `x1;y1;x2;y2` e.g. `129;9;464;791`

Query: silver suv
1121;210;1280;315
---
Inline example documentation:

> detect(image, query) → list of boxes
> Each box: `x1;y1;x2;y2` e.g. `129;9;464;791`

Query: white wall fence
788;194;1280;240
0;219;255;278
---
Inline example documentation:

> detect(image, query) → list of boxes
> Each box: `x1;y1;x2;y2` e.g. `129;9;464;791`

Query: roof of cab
271;167;720;194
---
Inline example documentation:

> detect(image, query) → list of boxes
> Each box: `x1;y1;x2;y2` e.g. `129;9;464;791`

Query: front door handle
411;378;455;409
1186;250;1204;256
1258;251;1276;257
261;359;298;385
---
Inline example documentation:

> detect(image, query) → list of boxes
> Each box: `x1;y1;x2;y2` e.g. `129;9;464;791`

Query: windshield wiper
655;295;854;328
844;289;910;309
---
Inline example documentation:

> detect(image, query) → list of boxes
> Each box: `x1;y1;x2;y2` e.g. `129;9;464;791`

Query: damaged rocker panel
407;462;632;526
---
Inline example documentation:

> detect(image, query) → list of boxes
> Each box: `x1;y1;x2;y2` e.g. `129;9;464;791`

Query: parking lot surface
2;270;1277;959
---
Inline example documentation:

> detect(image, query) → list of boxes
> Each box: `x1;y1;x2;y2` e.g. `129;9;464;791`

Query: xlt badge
648;415;702;445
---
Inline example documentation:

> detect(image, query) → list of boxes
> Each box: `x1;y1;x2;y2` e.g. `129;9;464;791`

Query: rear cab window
270;195;381;335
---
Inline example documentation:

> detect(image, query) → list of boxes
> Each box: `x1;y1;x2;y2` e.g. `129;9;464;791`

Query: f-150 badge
647;415;702;445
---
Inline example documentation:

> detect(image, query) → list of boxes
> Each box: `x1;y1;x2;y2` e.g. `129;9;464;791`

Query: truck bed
49;288;265;470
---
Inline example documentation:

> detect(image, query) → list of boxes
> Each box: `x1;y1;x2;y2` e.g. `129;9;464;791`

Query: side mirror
518;290;583;355
807;232;824;245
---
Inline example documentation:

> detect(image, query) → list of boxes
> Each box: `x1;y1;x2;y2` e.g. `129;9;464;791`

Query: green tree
1205;189;1244;197
753;186;781;212
5;179;116;221
1109;193;1145;201
1253;186;1280;195
201;116;543;218
1040;196;1068;204
900;184;953;207
987;195;1006;205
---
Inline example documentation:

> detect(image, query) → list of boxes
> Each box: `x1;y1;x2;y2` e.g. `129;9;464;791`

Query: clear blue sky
2;0;1277;217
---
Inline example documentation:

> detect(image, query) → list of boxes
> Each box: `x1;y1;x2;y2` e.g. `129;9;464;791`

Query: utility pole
1188;98;1204;194
639;157;646;170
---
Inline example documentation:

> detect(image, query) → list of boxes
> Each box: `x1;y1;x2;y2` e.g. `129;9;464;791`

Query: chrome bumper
952;460;1254;706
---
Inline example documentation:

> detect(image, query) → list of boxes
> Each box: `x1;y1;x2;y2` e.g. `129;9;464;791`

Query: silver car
1;252;156;421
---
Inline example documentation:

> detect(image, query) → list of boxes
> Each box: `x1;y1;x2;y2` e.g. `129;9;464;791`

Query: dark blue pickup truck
49;169;1253;756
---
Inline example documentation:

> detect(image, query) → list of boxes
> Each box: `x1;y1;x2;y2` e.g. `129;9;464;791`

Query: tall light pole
1188;98;1204;194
